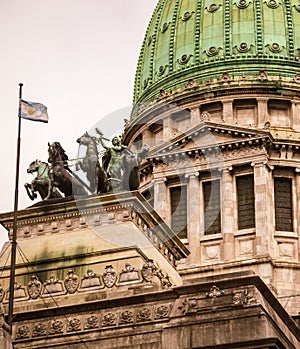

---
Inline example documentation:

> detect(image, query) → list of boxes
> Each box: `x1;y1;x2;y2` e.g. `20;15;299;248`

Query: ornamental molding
1;262;173;304
14;302;173;341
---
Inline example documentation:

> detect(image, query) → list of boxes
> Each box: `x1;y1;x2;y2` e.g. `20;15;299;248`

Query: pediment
150;122;269;157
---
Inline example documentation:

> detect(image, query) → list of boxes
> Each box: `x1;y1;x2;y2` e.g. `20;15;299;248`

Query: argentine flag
20;100;49;123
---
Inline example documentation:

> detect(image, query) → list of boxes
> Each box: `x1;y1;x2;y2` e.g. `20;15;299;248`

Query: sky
0;1;158;248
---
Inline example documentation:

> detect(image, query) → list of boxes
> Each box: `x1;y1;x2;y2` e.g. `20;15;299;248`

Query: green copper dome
133;0;300;109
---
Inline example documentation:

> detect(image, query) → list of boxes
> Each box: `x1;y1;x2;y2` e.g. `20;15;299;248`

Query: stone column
221;167;235;261
186;172;201;266
257;97;269;128
253;162;274;257
153;177;168;221
222;99;233;124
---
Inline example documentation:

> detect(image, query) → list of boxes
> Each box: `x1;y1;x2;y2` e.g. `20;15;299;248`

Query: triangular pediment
150;122;270;157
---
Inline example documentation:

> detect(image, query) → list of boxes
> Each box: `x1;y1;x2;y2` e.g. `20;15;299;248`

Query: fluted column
186;172;201;265
221;167;235;261
253;162;274;257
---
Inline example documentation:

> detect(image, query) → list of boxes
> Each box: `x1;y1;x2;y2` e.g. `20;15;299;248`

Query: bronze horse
76;132;108;194
120;145;149;191
48;142;87;197
24;160;62;200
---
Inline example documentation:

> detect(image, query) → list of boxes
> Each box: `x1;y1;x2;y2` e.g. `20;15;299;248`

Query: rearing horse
76;132;108;194
24;160;61;200
48;142;87;197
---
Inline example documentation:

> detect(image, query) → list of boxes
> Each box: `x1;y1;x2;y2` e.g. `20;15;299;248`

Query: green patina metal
133;0;300;111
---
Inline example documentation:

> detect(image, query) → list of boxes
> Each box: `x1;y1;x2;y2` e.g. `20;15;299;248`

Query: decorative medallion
28;275;42;299
268;42;282;53
256;70;268;81
232;290;248;306
207;3;220;12
237;42;250;53
294;74;300;83
161;22;169;33
49;320;64;335
81;269;102;289
32;323;47;337
206;285;225;299
236;0;250;8
136;308;151;322
67;318;81;332
49;320;64;334
118;263;140;283
155;305;170;319
120;310;134;324
266;0;280;8
181;11;193;21
16;325;30;339
141;259;156;283
85;315;99;329
178;54;192;64
64;270;79;294
43;273;64;295
0;284;5;303
102;313;116;327
103;265;117;288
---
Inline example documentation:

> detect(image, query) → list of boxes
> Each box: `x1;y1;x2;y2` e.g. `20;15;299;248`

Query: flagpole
8;83;23;331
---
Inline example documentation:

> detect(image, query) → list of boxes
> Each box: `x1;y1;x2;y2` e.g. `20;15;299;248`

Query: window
203;180;221;235
274;177;293;232
236;174;255;230
170;186;187;239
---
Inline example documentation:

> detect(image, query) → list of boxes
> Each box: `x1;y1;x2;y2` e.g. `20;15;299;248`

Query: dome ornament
181;11;194;21
206;3;221;12
219;72;232;82
237;42;251;53
265;0;280;8
256;70;268;81
157;65;168;76
293;74;300;83
205;46;221;57
294;4;300;12
185;79;198;90
178;54;192;65
267;42;282;53
235;0;251;9
161;22;170;33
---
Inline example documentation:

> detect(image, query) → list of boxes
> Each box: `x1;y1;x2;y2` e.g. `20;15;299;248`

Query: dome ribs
224;0;231;59
195;0;202;64
169;0;180;74
255;0;263;57
285;0;295;58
